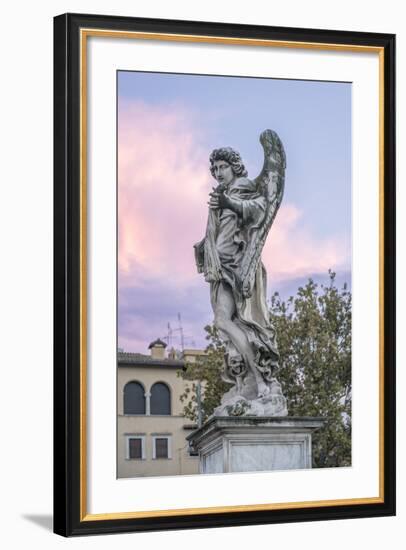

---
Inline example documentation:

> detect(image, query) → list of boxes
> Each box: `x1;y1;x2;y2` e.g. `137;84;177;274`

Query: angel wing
239;129;286;298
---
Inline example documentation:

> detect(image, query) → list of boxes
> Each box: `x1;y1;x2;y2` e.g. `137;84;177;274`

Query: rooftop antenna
178;312;185;352
164;314;193;352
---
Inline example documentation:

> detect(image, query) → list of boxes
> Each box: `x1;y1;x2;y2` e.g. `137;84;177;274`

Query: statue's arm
241;195;267;226
216;192;243;216
210;190;267;226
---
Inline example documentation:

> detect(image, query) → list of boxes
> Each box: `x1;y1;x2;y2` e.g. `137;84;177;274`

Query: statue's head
209;147;248;186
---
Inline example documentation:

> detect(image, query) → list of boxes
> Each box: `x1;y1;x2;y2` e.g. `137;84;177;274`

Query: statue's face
212;160;234;186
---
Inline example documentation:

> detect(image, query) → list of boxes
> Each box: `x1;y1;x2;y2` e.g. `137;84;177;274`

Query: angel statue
194;129;288;417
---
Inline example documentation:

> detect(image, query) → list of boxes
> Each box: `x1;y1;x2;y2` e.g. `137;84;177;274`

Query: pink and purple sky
118;72;351;353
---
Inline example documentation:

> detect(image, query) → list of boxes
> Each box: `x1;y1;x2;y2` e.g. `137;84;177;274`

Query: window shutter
155;438;168;458
129;438;142;459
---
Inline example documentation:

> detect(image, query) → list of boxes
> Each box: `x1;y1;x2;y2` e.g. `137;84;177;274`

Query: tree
269;271;352;467
179;271;352;468
179;324;229;424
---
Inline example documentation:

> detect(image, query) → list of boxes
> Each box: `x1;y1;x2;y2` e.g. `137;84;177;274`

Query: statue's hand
208;190;221;209
208;189;231;209
208;189;243;215
217;192;232;210
219;192;243;215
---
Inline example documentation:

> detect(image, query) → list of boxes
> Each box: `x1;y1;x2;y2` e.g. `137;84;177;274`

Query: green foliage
179;271;352;468
179;325;229;423
269;271;352;467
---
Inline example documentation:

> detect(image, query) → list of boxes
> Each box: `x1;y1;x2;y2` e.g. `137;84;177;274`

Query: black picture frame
54;12;396;537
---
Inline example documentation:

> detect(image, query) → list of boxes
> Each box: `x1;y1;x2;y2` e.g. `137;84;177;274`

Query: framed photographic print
53;13;395;536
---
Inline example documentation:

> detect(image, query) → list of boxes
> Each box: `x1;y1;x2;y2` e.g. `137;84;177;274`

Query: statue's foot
257;381;270;398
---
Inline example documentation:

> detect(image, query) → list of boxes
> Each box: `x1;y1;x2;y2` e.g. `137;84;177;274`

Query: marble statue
194;130;288;417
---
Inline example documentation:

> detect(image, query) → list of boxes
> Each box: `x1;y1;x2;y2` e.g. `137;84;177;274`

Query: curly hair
209;147;248;179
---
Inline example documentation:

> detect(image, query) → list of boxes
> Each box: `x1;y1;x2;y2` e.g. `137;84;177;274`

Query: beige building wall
117;359;200;478
118;365;187;416
183;349;207;364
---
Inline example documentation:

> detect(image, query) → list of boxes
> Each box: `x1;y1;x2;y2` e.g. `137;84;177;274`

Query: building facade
117;339;202;478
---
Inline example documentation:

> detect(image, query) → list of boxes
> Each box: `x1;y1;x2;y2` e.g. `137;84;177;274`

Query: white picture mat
87;35;379;514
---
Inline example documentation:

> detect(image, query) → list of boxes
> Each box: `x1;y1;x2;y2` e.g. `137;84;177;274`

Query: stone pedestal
187;416;324;474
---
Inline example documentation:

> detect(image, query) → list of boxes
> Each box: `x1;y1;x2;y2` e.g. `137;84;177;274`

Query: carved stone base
214;373;288;417
187;417;325;474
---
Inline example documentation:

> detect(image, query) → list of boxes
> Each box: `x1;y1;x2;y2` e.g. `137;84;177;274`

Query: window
155;438;168;458
129;438;142;459
123;381;145;414
126;435;145;460
150;382;171;415
152;435;172;459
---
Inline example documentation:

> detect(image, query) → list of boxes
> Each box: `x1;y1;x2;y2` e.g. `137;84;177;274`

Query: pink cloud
263;204;350;283
118;100;350;292
118;100;211;287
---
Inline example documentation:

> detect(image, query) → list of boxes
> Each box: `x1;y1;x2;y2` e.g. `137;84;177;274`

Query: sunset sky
117;71;351;353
